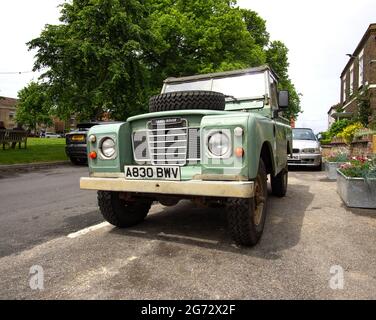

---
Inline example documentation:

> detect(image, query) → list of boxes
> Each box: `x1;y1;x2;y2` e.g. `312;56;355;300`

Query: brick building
0;97;17;129
340;23;376;120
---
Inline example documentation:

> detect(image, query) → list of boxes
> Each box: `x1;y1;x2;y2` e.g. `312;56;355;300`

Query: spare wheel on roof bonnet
148;90;226;112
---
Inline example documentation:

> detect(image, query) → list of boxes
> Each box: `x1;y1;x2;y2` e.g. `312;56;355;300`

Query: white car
288;128;322;170
42;132;62;138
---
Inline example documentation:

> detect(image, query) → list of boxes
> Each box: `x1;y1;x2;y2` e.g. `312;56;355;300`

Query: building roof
340;23;376;78
164;65;279;84
0;97;18;108
327;103;340;114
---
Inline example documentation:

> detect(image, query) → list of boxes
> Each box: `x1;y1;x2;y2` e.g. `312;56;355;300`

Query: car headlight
207;131;231;157
302;148;320;154
101;137;116;158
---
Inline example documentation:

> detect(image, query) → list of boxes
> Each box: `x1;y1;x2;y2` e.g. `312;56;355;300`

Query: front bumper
288;153;322;166
80;177;254;199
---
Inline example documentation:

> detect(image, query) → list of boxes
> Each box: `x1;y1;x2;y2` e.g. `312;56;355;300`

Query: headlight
207;131;231;157
302;148;320;154
101;138;116;158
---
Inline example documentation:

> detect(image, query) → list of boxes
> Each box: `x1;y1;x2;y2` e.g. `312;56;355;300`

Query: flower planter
336;169;376;209
325;162;346;180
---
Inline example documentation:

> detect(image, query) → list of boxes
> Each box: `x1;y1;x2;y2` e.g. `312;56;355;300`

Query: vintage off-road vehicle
80;65;292;246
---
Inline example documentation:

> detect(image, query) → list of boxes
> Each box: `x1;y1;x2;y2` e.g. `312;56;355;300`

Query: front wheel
226;159;268;246
271;166;288;197
97;191;152;227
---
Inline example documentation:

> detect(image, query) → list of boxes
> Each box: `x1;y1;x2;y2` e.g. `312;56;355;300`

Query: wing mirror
278;91;289;109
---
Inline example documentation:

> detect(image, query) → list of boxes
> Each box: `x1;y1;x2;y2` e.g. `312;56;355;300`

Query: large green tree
16;82;53;131
27;0;301;120
28;0;154;120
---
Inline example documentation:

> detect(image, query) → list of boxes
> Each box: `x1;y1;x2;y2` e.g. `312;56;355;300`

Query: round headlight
208;132;230;157
101;138;116;158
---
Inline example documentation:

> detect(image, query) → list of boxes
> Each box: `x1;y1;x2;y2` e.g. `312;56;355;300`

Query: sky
0;0;375;133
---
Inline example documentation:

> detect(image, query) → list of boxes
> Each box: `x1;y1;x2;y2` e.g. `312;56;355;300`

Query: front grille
132;118;200;166
292;148;300;154
148;119;188;165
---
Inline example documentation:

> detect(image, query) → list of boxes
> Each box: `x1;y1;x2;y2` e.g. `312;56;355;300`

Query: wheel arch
259;141;276;176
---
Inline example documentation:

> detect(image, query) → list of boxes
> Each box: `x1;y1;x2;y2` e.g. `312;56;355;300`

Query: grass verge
0;138;68;165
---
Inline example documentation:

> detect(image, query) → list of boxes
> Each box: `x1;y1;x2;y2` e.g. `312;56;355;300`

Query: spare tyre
149;90;225;112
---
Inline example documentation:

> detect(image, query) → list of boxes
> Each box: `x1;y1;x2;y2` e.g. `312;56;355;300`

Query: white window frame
358;49;364;88
342;75;347;102
349;64;354;95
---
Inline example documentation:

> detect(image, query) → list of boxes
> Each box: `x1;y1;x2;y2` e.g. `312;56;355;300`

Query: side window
269;76;278;109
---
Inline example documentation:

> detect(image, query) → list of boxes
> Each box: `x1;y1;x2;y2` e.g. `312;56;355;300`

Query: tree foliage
15;82;53;131
26;0;301;121
355;86;372;127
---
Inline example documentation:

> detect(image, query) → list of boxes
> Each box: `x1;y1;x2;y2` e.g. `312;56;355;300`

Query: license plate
124;166;181;181
288;155;300;160
71;135;85;142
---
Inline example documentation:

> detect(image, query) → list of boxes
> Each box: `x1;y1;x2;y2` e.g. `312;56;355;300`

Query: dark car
65;122;100;165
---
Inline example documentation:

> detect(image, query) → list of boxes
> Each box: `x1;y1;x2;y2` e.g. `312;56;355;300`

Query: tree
16;82;53;132
28;0;154;121
27;0;301;120
356;86;372;127
266;40;300;120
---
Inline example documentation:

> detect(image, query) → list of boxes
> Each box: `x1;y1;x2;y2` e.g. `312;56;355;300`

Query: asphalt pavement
0;165;375;299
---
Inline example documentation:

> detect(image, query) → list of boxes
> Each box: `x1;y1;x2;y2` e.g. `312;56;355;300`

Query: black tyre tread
227;198;258;246
271;167;288;197
149;90;225;112
70;157;87;165
226;160;267;246
97;191;151;228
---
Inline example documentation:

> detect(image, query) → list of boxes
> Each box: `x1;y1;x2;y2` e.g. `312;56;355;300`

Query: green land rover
80;65;292;246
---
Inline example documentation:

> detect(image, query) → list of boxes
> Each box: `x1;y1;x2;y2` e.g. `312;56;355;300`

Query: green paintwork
86;68;292;185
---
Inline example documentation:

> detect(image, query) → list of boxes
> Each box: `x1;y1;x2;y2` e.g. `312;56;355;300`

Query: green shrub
328;119;353;138
337;122;363;144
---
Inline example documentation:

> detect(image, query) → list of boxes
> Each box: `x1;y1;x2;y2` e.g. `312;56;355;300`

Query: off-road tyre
271;166;288;197
97;191;152;227
226;159;268;246
149;90;225;112
70;157;87;165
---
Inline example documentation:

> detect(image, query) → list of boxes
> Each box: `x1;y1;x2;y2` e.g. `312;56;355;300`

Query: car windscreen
292;129;316;141
164;72;267;101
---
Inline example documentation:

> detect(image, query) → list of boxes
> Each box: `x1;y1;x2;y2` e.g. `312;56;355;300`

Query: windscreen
164;72;267;100
293;129;316;141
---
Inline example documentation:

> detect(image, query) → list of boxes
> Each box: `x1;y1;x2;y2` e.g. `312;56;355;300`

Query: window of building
9;111;15;120
343;75;347;102
349;64;354;95
358;49;364;87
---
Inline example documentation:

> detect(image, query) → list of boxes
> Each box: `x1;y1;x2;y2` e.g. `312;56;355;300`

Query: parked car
65;122;118;165
42;132;62;138
65;123;99;165
288;128;322;170
79;65;292;246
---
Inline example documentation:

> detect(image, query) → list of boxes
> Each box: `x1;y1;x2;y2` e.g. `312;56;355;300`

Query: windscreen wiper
224;95;240;103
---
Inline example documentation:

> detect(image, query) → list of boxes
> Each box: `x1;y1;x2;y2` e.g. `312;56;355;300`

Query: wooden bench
0;130;28;150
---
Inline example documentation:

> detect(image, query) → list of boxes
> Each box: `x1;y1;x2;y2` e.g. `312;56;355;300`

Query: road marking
67;222;111;239
127;229;147;234
157;232;218;245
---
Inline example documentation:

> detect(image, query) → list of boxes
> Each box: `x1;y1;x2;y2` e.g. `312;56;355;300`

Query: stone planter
336;169;376;209
325;162;346;180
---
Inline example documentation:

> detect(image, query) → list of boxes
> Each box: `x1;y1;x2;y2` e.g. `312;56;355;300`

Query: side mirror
278;91;289;109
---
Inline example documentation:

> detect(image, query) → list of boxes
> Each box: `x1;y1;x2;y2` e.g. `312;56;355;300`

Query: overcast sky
0;0;375;133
